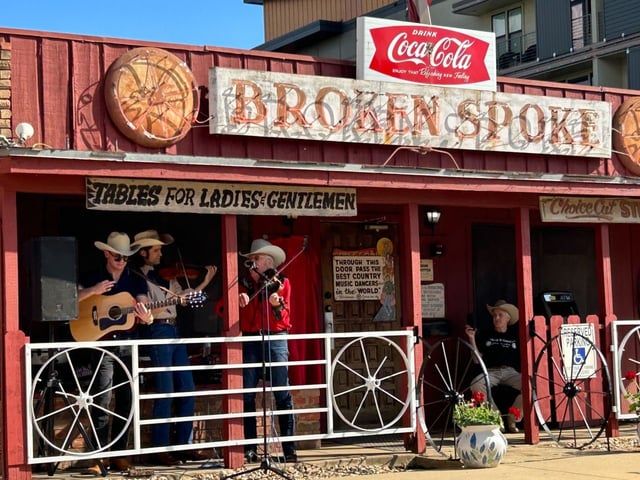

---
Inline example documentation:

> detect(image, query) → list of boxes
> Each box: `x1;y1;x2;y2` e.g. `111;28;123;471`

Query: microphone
303;235;309;250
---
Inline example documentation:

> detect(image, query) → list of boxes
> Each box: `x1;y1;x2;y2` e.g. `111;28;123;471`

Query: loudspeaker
30;236;78;322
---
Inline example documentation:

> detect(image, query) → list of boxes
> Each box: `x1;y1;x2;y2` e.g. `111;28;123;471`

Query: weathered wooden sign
540;195;640;223
210;67;611;158
86;177;357;216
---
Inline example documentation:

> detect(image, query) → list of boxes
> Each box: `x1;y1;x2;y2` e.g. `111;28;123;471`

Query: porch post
515;207;537;444
401;203;424;453
595;223;619;435
220;214;244;469
1;187;31;479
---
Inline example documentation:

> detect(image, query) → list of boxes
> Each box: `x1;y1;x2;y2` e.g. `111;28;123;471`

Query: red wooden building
2;27;640;478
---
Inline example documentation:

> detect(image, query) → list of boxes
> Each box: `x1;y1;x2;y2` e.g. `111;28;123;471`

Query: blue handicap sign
573;347;586;365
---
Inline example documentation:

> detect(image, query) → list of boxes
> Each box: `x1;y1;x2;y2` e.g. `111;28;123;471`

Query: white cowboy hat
131;229;175;248
94;231;141;256
241;238;286;267
487;300;519;325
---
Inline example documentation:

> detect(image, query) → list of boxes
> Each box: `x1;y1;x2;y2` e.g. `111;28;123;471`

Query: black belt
243;330;287;336
155;318;177;326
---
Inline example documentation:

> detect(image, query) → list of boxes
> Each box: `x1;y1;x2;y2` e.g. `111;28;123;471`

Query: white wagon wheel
330;336;411;431
31;346;134;456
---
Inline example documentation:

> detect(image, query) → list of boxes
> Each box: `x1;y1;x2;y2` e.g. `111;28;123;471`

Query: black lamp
424;206;441;234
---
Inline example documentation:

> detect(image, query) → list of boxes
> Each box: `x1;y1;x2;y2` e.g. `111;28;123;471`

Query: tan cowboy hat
94;231;141;256
131;229;175;248
487;300;519;325
241;238;286;267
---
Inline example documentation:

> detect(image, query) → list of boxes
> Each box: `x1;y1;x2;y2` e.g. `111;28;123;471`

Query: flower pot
456;424;508;468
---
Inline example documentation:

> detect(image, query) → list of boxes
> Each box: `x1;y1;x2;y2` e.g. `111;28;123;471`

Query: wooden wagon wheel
104;47;199;148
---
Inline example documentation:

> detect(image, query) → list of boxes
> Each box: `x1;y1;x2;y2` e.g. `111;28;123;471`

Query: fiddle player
239;238;297;463
131;230;217;466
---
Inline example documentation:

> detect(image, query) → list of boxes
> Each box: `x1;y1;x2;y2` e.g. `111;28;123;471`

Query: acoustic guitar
71;290;207;342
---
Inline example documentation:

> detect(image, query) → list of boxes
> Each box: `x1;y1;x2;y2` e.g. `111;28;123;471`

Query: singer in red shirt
238;238;296;463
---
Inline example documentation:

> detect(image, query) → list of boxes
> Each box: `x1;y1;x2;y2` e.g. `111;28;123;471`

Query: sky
0;0;265;50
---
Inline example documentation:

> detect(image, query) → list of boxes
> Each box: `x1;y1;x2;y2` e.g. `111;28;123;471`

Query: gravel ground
118;432;640;480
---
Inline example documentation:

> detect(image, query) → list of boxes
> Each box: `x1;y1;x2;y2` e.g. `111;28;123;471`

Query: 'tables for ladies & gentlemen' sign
210;67;611;159
86;177;357;216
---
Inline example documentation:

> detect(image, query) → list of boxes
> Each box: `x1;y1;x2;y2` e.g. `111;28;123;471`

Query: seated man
464;300;523;432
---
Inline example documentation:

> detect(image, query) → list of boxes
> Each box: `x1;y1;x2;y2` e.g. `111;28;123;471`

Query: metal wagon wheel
30;346;135;456
616;325;640;406
330;335;411;432
531;331;612;449
416;336;491;459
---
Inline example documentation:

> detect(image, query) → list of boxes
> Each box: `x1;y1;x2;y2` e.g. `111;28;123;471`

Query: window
570;0;590;50
493;7;522;68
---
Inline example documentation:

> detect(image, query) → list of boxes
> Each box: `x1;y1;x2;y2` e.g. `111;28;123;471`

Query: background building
248;0;640;88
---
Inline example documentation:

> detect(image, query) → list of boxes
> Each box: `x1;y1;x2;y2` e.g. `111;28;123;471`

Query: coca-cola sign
357;17;496;92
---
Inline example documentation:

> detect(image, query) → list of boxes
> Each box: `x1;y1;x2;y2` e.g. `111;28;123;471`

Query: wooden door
320;222;405;431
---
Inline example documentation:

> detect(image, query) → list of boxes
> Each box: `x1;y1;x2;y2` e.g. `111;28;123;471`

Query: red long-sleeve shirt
239;276;292;333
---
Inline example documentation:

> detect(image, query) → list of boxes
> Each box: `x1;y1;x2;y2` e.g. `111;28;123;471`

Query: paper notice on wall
420;259;433;282
333;255;386;301
421;283;445;318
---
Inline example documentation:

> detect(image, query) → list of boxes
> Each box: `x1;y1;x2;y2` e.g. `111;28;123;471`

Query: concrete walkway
32;427;640;479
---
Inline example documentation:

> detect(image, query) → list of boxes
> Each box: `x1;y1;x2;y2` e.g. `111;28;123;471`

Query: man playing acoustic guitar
77;231;154;473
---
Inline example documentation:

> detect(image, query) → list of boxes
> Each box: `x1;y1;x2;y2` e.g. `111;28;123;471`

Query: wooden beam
400;203;425;453
220;214;244;469
1;188;31;479
515;207;537;444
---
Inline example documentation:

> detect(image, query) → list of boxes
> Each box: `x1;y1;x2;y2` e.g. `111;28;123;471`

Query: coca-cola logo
368;25;490;86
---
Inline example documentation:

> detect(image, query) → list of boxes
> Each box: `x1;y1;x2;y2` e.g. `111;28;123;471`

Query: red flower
624;371;637;382
509;406;521;419
472;391;485;404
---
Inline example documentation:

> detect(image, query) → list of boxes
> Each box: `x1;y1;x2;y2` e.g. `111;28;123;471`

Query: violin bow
176;248;193;290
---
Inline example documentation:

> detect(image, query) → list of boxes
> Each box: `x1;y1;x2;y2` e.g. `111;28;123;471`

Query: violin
257;268;285;295
158;263;204;281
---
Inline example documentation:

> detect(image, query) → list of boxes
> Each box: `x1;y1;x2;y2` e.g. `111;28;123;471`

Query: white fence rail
611;320;640;420
26;330;416;465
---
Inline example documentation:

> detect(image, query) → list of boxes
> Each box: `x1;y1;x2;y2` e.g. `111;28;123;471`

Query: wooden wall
262;0;395;40
4;28;638;179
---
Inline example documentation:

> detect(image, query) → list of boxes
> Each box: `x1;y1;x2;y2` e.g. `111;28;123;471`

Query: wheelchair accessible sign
560;324;597;379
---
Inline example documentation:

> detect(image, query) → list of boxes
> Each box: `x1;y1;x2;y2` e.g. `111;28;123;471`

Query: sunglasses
109;252;128;262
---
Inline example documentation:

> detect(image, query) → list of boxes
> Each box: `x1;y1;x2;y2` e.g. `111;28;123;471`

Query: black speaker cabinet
30;236;78;322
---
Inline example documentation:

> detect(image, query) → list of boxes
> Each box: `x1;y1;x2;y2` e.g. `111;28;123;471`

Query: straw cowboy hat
486;300;519;325
242;238;286;267
131;229;175;248
94;231;141;256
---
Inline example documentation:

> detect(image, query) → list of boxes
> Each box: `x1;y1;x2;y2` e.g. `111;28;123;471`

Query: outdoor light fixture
0;122;35;148
424;207;441;234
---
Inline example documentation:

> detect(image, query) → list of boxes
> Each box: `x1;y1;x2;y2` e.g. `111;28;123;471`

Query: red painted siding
3;28;637;177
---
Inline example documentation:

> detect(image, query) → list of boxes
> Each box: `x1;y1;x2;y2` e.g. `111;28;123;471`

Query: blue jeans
243;336;295;455
91;346;132;452
149;323;196;446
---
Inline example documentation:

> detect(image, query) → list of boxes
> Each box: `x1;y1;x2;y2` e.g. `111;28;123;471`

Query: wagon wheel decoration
531;331;612;449
330;336;411;431
104;47;199;148
30;346;135;456
615;325;640;413
415;336;491;459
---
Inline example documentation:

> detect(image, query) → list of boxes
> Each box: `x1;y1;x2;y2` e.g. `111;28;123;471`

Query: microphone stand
223;238;306;480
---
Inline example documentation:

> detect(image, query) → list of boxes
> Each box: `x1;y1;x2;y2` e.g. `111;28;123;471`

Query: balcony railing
496;12;593;71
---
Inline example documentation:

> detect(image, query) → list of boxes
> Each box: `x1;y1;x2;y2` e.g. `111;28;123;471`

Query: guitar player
77;231;154;473
130;229;217;466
